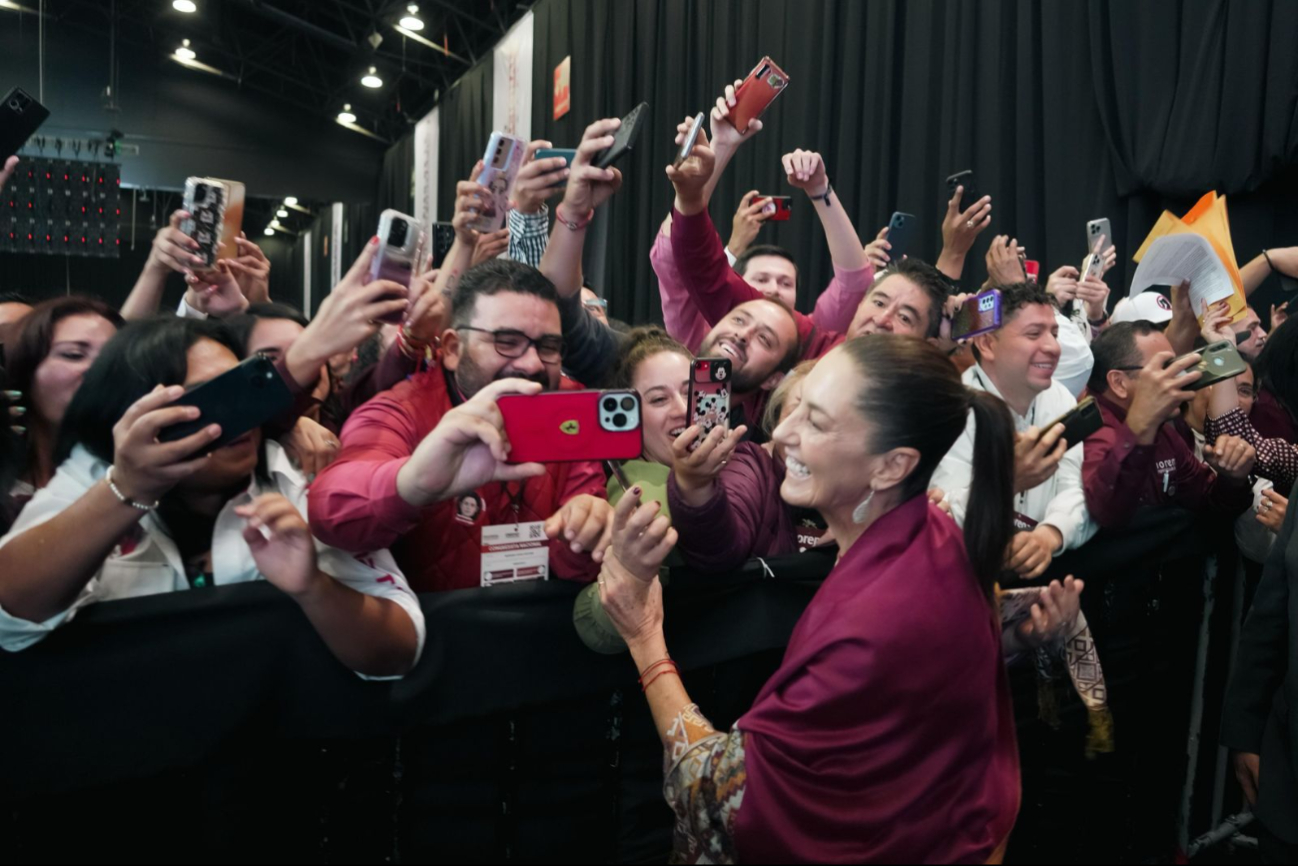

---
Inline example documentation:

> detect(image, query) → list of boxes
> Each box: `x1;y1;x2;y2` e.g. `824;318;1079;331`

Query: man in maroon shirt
1081;321;1256;527
308;251;614;593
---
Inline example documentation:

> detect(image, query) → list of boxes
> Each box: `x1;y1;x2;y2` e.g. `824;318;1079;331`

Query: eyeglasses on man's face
583;298;609;310
457;326;565;365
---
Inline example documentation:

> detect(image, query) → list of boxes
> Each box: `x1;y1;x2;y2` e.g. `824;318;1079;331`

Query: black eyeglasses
457;326;565;364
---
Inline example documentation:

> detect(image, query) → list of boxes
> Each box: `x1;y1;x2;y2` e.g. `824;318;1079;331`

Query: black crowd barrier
1;510;1250;865
1;552;832;864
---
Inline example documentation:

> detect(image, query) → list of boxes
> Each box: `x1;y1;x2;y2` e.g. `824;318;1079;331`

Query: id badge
480;521;550;587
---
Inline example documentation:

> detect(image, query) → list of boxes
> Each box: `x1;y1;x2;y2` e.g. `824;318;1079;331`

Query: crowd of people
3;78;1298;864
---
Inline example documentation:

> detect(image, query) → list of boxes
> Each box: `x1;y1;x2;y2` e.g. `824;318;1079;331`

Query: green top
574;460;673;654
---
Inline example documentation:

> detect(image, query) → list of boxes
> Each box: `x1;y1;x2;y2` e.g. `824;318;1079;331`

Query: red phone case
498;390;643;464
758;196;792;222
731;57;790;134
689;358;733;440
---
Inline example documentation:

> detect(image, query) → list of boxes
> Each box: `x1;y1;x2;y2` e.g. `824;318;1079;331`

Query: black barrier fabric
1;516;1250;864
0;555;829;863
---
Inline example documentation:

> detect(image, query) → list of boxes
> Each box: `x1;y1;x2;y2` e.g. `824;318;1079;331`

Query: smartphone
1086;218;1113;254
1178;340;1247;392
594;102;649;170
731;57;790;135
886;212;917;261
498;390;643;464
370;209;425;325
757;195;792;221
533;147;577;189
945;170;977;212
181;177;230;269
471;132;527;233
950;289;1004;341
688;358;732;446
1024;260;1040;283
0;87;50;159
1038;396;1103;447
217;180;245;262
430;222;456;268
157;355;294;451
1079;251;1104;283
672;112;706;169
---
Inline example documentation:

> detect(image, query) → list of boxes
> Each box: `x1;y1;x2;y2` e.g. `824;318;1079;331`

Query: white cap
1111;291;1173;325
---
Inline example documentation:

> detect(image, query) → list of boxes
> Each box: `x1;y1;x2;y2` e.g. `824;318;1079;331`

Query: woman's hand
279;416;340;479
453;161;491;246
782;149;829;198
236;493;322;598
147;209;205;278
544;494;616;562
598;488;677;649
670;423;748;504
1016;577;1084;648
184;264;250;318
1045;266;1081;306
223;234;272;304
111;385;222;505
1257;489;1288;532
1200;299;1235;344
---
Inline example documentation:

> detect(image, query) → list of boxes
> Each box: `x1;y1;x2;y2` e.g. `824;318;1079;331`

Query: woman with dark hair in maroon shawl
598;336;1023;864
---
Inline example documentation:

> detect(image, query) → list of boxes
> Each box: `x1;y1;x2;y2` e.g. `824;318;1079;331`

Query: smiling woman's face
632;349;691;465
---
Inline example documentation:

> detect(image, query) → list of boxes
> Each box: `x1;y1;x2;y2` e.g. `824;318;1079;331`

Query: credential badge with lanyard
480;483;550;587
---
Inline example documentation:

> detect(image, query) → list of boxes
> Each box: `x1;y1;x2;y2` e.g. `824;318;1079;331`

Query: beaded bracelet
106;467;160;512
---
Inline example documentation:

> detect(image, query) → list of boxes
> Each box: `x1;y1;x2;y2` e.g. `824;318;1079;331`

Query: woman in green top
575;328;696;650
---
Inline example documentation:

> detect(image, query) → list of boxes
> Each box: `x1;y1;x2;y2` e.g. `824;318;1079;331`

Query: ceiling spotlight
174;38;196;61
284;196;298;206
276;208;288;218
173;0;197;12
271;219;281;228
264;227;275;236
336;103;356;124
399;4;424;31
361;66;383;88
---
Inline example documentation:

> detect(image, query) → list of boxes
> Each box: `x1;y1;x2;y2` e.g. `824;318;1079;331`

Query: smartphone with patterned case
369;209;425;325
498;390;643;464
181;177;229;269
688;358;732;446
470;132;526;233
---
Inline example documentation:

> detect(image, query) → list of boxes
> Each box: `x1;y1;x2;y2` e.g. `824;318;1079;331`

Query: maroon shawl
733;496;1020;864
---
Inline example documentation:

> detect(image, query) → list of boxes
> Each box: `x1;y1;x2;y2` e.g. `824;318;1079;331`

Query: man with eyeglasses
308;258;612;593
1081;321;1256;528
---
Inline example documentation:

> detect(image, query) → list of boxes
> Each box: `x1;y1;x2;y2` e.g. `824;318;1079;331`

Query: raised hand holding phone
665;119;716;216
513;139;571;213
728;190;773;257
110;385;224;507
396;378;548;508
560;117;625;217
864;225;893;271
670;422;749;507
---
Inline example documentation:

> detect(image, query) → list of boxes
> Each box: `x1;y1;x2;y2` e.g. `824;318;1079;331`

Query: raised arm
120;209;204;320
1241;247;1298;298
935;186;993;282
507;139;569;268
540;118;624;299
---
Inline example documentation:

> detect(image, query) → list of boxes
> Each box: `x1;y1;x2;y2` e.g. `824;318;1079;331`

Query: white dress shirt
0;441;425;677
931;363;1097;552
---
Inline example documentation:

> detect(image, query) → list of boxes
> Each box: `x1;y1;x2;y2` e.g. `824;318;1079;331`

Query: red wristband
555;203;595;232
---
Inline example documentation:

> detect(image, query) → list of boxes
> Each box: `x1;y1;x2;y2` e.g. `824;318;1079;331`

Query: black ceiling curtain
518;0;1298;327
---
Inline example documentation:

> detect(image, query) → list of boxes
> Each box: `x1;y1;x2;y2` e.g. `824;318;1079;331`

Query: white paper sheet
1129;234;1234;310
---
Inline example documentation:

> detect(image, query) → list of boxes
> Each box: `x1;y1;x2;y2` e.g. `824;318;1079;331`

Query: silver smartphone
1086;218;1113;254
370;209;425;324
471;132;526;233
674;112;705;168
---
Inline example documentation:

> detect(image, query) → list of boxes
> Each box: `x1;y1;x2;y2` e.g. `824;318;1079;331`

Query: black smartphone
0;87;50;160
157;356;294;451
430;222;456;268
945;169;977;212
1179;340;1247;392
1038;397;1103;447
886;211;917;261
595;102;649;170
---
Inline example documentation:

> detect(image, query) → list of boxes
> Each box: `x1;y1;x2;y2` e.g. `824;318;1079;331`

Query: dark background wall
437;0;1298;327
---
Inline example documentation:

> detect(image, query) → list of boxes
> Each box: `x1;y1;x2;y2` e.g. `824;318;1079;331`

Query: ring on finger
966;219;975;229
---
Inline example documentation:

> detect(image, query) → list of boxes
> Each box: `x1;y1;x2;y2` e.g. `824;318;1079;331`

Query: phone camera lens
620;396;635;411
389;220;408;246
8;99;20;111
603;397;617;412
612;413;628;428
